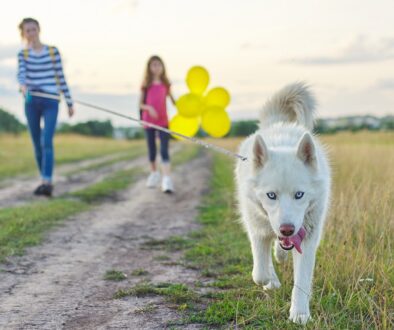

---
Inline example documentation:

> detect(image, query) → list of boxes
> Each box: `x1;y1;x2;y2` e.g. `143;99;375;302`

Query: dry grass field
0;131;392;328
0;133;143;180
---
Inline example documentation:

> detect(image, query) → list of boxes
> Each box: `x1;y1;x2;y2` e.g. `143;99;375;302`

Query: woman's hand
20;85;27;97
147;105;158;119
68;106;75;118
169;91;176;106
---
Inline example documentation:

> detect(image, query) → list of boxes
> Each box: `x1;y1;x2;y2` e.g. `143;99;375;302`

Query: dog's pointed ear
253;135;268;169
297;133;317;168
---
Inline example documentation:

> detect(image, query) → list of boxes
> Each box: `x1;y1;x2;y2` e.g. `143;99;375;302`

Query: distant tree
229;120;259;137
57;120;113;137
0;108;26;134
114;126;145;140
381;116;394;130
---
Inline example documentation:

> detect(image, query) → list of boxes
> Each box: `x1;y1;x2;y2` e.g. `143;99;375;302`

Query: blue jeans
145;128;170;163
25;96;59;182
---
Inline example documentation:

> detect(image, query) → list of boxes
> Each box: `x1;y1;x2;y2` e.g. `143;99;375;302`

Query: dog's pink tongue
283;227;306;254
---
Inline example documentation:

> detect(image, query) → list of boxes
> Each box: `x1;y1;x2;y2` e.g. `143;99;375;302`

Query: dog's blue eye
295;191;304;199
267;192;277;200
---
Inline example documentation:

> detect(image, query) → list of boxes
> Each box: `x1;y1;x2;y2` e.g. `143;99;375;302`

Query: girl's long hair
142;55;171;90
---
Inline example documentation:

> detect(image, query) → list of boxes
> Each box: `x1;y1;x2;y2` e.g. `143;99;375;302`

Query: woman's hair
18;17;40;38
142;55;171;89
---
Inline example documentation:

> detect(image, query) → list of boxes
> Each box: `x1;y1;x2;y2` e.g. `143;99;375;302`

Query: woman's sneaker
33;184;45;195
33;183;53;197
161;176;174;194
146;171;161;188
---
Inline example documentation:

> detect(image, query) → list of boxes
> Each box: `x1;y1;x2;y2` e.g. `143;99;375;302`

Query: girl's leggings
25;95;59;181
144;128;170;163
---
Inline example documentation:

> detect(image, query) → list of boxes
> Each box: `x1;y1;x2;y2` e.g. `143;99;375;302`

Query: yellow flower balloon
201;105;222;116
201;107;231;138
169;114;200;140
186;66;210;95
204;87;231;108
176;93;203;117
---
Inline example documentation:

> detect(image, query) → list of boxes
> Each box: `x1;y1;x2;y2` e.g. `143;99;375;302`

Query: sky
0;0;394;126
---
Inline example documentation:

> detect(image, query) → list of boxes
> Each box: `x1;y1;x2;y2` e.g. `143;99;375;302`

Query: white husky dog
235;82;331;324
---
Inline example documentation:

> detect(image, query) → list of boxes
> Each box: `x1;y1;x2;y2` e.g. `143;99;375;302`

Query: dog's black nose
279;224;295;237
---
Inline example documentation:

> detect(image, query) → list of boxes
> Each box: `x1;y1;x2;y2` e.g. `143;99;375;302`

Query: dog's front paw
252;272;265;286
289;309;311;325
263;278;281;290
252;269;270;286
252;269;281;289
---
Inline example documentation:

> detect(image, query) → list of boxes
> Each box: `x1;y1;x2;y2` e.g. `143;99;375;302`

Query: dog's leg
249;234;281;289
289;232;319;324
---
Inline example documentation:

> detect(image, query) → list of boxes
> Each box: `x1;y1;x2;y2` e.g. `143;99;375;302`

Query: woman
17;17;75;197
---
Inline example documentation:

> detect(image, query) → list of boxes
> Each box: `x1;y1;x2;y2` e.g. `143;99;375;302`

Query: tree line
1;107;393;138
0;108;26;134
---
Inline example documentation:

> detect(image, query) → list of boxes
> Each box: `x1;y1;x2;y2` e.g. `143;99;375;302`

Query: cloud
240;42;266;51
0;61;18;95
0;63;16;76
110;0;139;15
0;44;19;92
0;84;17;96
286;36;394;65
60;90;142;125
376;79;394;90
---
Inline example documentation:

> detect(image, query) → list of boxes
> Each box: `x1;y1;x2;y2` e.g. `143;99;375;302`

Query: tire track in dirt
0;151;211;329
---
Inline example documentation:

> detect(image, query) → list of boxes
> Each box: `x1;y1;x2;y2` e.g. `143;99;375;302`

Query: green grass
131;268;149;276
69;167;143;203
135;303;158;314
153;255;171;261
142;236;194;252
183;153;271;328
171;143;201;167
0;199;88;262
115;282;158;298
104;270;128;281
114;282;198;307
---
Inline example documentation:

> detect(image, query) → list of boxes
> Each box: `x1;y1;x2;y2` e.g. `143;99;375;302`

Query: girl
17;17;75;197
140;55;176;193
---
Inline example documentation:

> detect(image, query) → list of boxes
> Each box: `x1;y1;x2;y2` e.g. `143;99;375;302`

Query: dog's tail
259;82;316;130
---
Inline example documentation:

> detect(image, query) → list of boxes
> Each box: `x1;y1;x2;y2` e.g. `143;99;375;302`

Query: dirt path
0;152;211;329
0;144;182;209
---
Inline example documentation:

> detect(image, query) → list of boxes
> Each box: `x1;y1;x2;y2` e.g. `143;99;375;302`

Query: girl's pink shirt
142;83;169;128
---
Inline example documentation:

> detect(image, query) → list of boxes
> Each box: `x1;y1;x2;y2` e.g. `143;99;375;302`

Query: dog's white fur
235;82;331;324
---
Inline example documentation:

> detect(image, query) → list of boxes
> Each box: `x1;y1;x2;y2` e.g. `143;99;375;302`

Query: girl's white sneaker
146;171;161;188
161;176;174;193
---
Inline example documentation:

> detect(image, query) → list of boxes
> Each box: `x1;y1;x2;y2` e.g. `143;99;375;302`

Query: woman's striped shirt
17;45;73;107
